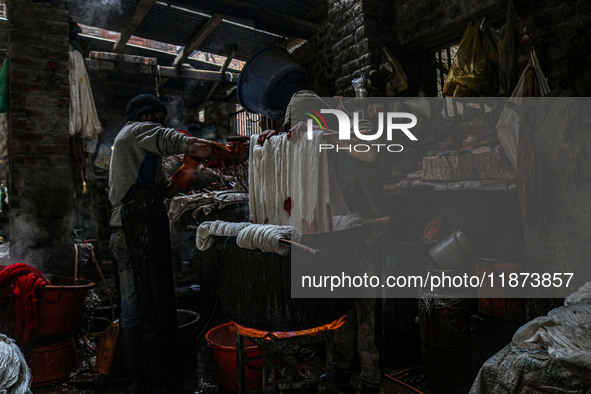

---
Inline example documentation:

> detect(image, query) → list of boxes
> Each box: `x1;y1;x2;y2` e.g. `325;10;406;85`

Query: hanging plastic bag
496;49;549;169
383;47;408;96
442;22;499;97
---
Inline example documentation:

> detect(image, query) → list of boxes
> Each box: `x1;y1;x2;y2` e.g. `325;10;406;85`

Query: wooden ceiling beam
86;58;239;82
173;14;224;67
204;45;238;101
113;0;157;53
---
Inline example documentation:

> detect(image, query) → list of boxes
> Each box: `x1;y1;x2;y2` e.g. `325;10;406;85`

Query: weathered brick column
326;0;397;96
8;0;74;272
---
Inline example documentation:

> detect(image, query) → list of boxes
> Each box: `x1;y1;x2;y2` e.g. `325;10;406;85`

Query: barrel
382;242;429;366
419;294;475;393
475;258;524;319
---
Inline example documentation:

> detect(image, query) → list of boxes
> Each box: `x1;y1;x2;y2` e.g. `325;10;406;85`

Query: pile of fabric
0;333;31;394
0;264;50;347
248;130;332;233
168;191;248;225
471;281;591;393
196;220;301;256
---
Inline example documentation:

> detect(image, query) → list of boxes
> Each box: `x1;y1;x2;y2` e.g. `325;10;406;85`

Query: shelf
384;178;517;194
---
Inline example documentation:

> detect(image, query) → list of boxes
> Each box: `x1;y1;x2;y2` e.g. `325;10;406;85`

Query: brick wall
292;0;398;97
8;0;74;271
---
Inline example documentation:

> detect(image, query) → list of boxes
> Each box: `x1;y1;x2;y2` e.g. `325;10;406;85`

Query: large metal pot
213;228;358;331
237;46;308;119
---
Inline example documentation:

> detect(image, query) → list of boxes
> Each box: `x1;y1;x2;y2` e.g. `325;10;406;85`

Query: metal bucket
177;309;200;371
238;46;308;119
34;275;95;340
428;230;474;271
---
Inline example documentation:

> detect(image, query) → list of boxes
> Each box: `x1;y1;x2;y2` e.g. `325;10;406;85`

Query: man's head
126;94;167;123
283;90;331;132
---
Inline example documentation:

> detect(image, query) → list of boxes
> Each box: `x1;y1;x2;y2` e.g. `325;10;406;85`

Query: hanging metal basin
238;46;308;119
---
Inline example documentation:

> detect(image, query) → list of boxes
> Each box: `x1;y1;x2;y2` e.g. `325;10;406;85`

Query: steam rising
70;0;123;27
165;95;188;130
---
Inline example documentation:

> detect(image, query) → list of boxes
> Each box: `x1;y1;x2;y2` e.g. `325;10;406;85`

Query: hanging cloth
69;49;102;144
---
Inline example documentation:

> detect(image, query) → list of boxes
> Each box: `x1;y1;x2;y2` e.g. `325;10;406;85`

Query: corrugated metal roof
69;0;321;61
132;2;277;60
231;0;320;19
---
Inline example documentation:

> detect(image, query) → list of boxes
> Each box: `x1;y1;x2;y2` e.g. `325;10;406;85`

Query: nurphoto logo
305;109;418;153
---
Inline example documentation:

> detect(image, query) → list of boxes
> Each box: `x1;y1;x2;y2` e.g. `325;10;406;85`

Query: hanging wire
154;65;162;97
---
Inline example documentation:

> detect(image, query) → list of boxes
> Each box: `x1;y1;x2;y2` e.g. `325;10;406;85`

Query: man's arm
187;137;213;158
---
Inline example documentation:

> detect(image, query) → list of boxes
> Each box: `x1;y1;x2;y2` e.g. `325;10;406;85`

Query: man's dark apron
120;154;179;389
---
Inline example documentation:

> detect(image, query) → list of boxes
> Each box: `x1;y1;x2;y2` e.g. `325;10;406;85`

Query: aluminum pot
428;230;474;271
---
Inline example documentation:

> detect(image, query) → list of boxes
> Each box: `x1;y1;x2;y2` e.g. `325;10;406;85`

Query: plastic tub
476;258;524;319
206;322;262;392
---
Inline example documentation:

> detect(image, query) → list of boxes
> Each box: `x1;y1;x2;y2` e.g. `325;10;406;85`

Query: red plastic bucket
475;258;524;319
206;322;262;392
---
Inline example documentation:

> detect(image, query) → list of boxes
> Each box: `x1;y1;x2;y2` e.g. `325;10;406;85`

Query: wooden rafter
173;14;224;67
204;45;238;101
113;0;157;53
86;53;239;82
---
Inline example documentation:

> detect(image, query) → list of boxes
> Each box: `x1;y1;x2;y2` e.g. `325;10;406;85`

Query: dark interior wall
294;0;591;316
393;0;591;314
394;0;506;49
8;0;75;273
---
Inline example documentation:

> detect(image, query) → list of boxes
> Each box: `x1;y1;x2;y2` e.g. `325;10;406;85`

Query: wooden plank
86;59;239;82
204;45;237;101
114;0;157;53
89;51;157;65
173;14;224;67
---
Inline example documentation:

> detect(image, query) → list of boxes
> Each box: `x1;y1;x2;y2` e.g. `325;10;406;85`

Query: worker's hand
257;129;282;145
288;121;308;142
187;137;213;159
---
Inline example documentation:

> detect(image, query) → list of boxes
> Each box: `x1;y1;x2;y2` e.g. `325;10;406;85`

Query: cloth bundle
0;264;49;347
332;214;362;231
196;220;301;256
248;130;331;233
